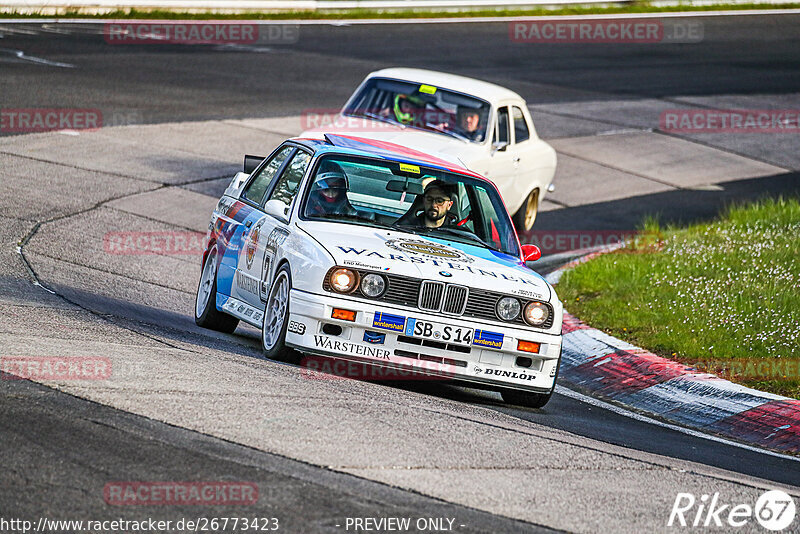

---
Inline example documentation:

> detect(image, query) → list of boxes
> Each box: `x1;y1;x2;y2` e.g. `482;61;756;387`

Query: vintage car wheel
261;265;293;361
195;246;239;333
513;189;539;232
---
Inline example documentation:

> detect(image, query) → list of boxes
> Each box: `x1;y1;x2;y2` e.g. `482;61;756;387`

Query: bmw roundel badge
439;271;452;277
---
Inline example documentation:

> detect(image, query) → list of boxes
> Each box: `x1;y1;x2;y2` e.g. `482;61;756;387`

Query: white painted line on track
0;9;799;25
0;47;74;67
555;384;800;463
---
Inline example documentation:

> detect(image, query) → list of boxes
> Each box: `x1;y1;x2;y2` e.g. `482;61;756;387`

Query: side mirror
244;155;265;174
521;244;541;262
491;141;508;154
225;172;249;196
265;199;289;222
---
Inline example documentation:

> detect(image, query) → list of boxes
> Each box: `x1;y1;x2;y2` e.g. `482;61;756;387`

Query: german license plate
405;318;473;346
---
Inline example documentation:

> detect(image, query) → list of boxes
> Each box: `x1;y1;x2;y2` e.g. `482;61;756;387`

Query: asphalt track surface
1;14;800;533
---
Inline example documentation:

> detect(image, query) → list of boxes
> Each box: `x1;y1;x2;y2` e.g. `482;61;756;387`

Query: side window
241;147;293;204
512;106;530;143
266;150;311;208
496;107;510;145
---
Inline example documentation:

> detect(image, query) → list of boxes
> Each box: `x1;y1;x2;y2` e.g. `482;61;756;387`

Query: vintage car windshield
343;77;490;143
302;155;520;257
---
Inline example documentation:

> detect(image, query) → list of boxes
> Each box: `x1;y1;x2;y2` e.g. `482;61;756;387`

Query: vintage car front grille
418;281;445;312
442;284;469;315
324;268;554;330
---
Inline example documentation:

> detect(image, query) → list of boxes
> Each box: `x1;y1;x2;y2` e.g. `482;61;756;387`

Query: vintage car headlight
496;296;521;321
524;301;550;326
360;273;386;298
330;268;358;293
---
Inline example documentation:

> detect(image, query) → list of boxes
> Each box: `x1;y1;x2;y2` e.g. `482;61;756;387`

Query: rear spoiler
244;155;265;174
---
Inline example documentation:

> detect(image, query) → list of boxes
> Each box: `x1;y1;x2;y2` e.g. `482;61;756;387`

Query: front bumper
286;289;562;394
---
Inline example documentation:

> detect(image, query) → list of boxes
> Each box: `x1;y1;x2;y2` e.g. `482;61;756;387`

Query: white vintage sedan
195;134;563;407
300;68;557;231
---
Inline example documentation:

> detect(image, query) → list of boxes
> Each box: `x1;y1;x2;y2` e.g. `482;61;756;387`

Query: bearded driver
408;180;456;228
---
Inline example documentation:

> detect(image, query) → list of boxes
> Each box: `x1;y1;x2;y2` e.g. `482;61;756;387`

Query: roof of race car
293;134;488;182
366;68;524;103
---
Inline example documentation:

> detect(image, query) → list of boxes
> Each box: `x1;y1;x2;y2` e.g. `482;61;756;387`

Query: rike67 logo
668;490;796;531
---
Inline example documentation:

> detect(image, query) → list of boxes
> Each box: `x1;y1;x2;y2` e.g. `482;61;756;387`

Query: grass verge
557;198;800;399
0;3;799;19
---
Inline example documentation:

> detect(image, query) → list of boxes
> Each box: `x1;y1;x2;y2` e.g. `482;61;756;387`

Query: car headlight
360;273;386;298
496;296;521;321
330;268;358;293
524;301;549;326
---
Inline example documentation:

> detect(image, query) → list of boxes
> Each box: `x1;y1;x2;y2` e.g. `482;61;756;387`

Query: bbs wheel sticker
287;321;306;335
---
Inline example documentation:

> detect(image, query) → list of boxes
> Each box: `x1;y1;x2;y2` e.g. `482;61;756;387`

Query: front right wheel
261;265;294;362
501;388;553;409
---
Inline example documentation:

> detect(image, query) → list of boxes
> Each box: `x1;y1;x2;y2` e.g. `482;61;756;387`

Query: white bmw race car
195;134;563;407
301;68;557;232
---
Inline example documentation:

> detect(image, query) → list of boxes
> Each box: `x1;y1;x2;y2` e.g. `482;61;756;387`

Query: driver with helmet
305;163;357;217
392;93;426;126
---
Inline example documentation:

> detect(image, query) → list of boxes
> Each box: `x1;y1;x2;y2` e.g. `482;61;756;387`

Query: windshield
302;155;520;258
343;77;490;143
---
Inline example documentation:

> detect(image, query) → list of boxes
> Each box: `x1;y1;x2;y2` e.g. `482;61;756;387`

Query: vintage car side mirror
265;199;289;222
521;244;541;262
491;141;508;154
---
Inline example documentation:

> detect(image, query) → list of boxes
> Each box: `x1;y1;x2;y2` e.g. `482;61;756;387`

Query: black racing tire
261;264;295;362
513;188;539;232
195;246;239;334
501;345;561;409
501;388;553;409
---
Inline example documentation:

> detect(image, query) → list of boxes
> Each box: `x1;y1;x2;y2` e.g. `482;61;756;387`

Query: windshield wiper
390;222;425;237
357;111;401;127
432;226;496;249
393;224;501;252
424;123;469;142
314;213;392;229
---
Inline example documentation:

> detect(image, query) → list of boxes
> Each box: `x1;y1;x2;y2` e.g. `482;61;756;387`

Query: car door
510;105;556;208
508;105;533;202
238;148;311;309
230;145;294;309
485;106;517;203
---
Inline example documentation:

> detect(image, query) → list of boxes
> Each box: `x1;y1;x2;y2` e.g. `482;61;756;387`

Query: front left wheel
261;265;294;362
502;346;561;409
195;246;239;334
513;188;539;232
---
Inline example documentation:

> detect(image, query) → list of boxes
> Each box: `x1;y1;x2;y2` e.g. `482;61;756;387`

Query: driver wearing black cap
395;179;457;228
